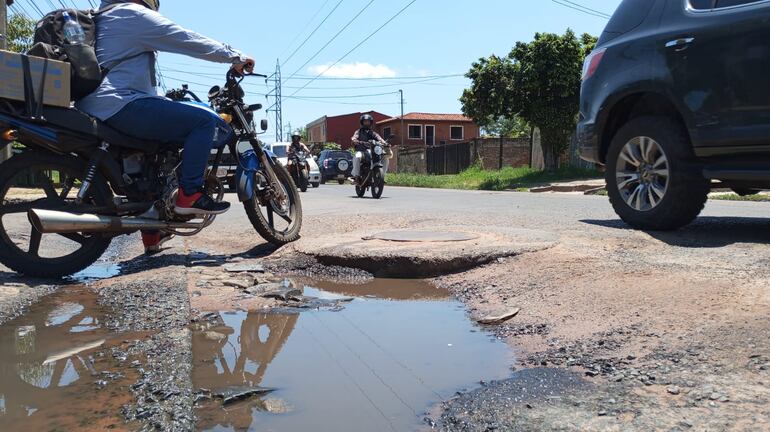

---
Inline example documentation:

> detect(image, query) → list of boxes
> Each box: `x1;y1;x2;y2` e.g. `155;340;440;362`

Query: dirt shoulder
434;220;770;431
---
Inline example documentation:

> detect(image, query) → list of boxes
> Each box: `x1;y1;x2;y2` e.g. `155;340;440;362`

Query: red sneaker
175;189;230;216
142;231;174;255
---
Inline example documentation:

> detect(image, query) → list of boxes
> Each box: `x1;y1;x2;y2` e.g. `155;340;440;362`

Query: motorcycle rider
350;114;389;183
287;130;311;166
76;0;255;254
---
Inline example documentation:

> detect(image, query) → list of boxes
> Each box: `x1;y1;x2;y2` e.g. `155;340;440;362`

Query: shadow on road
581;217;770;248
116;243;279;277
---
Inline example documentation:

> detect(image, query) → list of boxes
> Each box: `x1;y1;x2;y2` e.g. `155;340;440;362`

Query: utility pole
1;0;11;163
266;59;283;143
399;89;404;148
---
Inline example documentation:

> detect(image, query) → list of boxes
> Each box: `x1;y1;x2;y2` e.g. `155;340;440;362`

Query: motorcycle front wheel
299;169;309;193
0;152;113;278
244;162;302;246
371;168;384;199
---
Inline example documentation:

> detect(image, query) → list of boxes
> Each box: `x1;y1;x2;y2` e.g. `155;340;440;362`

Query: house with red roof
306;111;390;150
376;113;480;147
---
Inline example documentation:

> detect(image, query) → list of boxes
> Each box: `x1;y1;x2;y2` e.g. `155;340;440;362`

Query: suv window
329;151;350;160
715;0;763;7
689;0;714;9
604;0;655;35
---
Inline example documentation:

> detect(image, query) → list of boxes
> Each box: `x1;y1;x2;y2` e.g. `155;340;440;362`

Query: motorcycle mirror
208;85;221;99
260;119;269;131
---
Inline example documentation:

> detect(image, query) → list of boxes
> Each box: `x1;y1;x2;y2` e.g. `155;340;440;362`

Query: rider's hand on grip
232;57;256;77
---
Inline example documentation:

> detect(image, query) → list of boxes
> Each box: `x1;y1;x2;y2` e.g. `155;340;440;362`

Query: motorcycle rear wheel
244;162;303;246
0;152;113;278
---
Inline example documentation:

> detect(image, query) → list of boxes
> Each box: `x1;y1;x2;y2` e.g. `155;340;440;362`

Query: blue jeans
106;98;234;194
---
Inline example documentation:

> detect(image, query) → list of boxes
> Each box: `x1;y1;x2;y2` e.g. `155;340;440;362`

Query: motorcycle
288;150;310;193
354;140;387;199
0;69;302;278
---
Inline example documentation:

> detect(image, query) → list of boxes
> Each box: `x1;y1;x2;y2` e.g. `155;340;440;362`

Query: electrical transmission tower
266;59;283;143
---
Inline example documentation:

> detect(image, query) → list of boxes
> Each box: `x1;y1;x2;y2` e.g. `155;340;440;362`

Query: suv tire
606;116;709;231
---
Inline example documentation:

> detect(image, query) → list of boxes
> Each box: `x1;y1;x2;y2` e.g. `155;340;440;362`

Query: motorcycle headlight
374;145;384;156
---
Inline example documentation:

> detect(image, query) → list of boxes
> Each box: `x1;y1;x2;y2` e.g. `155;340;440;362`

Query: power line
289;90;400;99
281;0;345;68
289;0;419;97
550;0;610;19
561;0;611;17
279;0;332;59
21;0;45;17
287;96;402;106
283;0;377;84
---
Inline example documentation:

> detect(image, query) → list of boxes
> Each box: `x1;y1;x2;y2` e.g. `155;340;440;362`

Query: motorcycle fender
235;148;277;202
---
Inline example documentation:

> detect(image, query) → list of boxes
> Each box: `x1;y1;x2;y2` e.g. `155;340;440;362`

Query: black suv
579;0;770;230
317;150;353;185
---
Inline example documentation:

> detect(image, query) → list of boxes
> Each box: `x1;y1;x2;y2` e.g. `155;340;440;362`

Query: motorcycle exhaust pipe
28;209;203;234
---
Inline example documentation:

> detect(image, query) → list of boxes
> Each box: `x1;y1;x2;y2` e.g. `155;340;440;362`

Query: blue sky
13;0;623;142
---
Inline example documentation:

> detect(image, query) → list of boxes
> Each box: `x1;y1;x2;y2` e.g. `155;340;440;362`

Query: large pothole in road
0;286;144;431
290;226;559;278
191;278;515;432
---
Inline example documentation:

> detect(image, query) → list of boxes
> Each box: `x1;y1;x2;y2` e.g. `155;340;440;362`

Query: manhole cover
365;230;479;243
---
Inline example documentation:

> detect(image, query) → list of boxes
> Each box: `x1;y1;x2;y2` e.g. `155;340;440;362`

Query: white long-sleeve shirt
77;1;246;120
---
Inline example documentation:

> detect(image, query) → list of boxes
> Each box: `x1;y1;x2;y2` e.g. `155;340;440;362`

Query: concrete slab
290;226;558;278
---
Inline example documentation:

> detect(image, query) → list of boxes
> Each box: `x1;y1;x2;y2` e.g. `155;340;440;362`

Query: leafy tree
7;14;36;53
461;30;597;171
482;115;530;138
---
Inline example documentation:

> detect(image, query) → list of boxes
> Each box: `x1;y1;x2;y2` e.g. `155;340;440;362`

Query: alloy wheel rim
615;136;670;212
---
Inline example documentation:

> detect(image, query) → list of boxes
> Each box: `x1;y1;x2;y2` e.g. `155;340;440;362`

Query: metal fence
426;142;472;175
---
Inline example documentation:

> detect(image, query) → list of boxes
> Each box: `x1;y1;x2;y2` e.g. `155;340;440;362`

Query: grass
386;166;601;191
710;193;770;202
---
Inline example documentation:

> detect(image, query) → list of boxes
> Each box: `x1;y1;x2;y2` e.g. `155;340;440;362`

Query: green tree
7;14;36;53
482;115;530;138
461;30;597;171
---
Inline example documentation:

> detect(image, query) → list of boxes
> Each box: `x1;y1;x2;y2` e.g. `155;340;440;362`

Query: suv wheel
606;116;709;231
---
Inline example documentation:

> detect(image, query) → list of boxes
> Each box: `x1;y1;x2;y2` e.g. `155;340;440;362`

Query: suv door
712;0;770;148
663;0;770;151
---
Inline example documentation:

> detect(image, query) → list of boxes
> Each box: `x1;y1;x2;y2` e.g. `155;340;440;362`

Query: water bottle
62;12;86;44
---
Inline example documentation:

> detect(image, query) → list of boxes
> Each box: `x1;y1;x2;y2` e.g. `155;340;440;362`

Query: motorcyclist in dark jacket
351;114;389;181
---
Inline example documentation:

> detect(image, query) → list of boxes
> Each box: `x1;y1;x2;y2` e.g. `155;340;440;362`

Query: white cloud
308;62;397;79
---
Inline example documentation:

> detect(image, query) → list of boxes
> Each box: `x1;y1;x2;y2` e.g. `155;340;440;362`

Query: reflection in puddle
69;263;122;282
0;287;138;431
193;279;514;432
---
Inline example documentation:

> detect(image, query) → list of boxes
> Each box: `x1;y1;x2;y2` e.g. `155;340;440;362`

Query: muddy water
0;286;140;431
192;279;515;432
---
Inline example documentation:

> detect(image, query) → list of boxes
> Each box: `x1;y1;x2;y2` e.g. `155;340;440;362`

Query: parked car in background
317;150;353;185
579;0;770;231
268;142;321;188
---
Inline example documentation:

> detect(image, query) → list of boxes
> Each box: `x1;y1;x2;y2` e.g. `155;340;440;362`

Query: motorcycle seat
41;107;165;153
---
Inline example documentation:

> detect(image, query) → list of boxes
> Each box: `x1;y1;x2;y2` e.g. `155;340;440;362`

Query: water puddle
68;263;122;283
192;279;515;432
0;286;140;431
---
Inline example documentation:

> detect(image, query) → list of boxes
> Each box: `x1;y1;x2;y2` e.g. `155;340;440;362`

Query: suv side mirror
260;119;268;131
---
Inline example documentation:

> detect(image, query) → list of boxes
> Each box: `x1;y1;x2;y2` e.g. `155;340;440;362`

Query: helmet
291;130;302;139
360;114;374;128
139;0;160;11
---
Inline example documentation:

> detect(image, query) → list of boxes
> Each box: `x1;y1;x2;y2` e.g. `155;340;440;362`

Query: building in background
376;113;480;148
306;111;390;150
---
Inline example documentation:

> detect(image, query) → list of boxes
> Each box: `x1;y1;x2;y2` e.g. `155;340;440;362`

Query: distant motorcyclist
287;131;310;164
351;114;389;183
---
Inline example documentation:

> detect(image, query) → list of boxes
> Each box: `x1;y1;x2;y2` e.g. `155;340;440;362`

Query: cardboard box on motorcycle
0;50;71;108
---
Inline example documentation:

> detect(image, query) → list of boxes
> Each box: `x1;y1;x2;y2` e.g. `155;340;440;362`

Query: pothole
0;286;143;431
365;230;480;243
191;278;515;432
